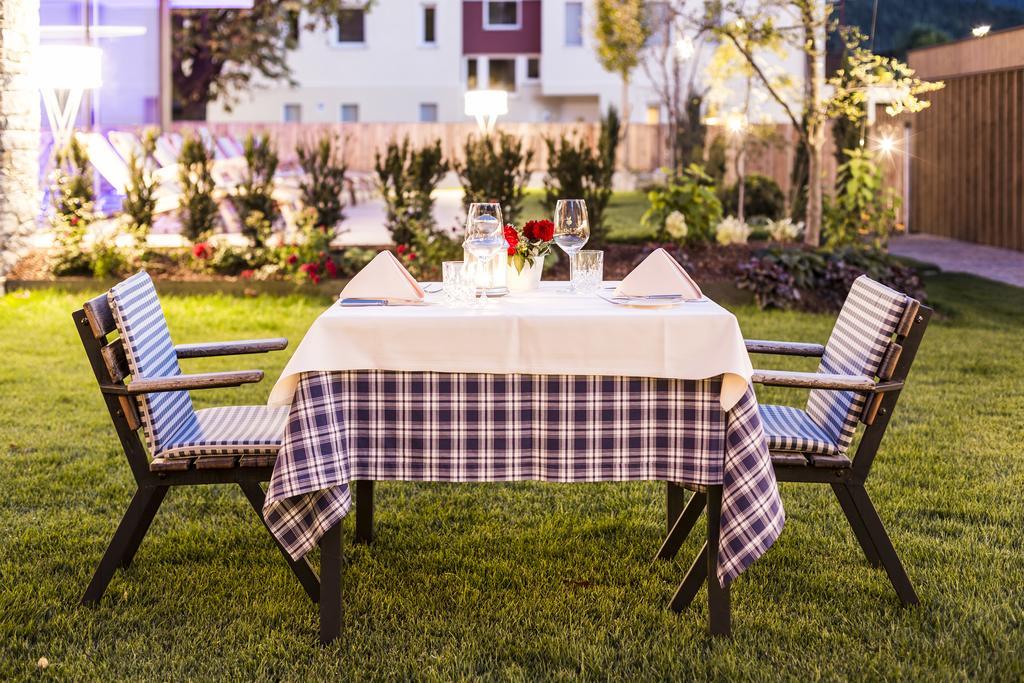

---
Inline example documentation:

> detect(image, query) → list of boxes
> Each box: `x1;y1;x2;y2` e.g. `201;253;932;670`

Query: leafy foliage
455;133;534;225
593;0;648;80
824;148;901;251
375;138;449;245
121;129;159;236
720;173;785;222
542;108;621;246
297;133;348;232
49;137;96;276
177;133;219;242
737;245;924;311
642;164;723;244
232;132;280;246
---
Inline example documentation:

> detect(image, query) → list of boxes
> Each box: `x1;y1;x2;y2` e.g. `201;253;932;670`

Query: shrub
455;132;534;225
736;245;925;311
177;133;219;242
766;217;803;243
233;132;280;246
375;137;449;245
49;137;96;275
276;207;340;284
714;216;752;246
720;173;785;221
297;133;348;232
121;128;159;236
642;164;723;244
824;147;901;251
542;107;620;246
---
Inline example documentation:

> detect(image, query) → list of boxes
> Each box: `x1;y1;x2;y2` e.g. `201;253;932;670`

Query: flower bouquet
504;219;554;291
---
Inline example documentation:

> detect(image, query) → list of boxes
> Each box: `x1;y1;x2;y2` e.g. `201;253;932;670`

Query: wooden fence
905;68;1024;251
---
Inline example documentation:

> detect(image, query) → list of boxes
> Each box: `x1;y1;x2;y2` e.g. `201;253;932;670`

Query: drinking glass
553;199;590;291
463;202;505;302
573;250;604;295
442;261;474;305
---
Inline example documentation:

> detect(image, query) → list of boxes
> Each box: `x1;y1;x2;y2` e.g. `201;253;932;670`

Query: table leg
319;521;343;645
666;482;686;535
354;480;375;544
706;485;731;636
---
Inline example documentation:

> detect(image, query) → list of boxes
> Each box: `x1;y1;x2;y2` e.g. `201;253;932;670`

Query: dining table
261;282;785;642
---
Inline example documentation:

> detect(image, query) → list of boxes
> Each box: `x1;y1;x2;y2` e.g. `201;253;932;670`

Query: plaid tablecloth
264;371;784;586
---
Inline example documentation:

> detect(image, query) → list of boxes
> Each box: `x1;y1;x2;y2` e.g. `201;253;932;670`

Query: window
646;104;660;124
285;9;301;48
419;103;439;122
484;1;519;29
337;8;365;43
422;5;436;44
488;58;516;91
645;2;669;46
565;2;583;46
340;103;359;123
283;103;302;123
467;58;478;89
526;57;540;80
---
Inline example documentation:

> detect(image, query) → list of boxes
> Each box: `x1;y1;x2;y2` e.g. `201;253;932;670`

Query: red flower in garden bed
192;242;212;260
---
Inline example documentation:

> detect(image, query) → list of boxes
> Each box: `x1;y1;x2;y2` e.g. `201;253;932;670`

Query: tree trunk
804;133;824;246
621;73;631;171
177;99;209;121
0;0;41;291
802;0;826;246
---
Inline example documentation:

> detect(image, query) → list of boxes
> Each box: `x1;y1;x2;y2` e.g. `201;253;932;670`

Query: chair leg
832;483;882;568
846;484;920;606
119;485;168;569
705;485;731;636
82;486;165;605
319;521;343;645
238;482;321;604
354;480;374;544
666;482;686;535
655;491;707;561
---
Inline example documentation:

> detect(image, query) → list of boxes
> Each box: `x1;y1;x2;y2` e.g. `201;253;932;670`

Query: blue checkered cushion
156;405;289;459
806;276;908;452
108;271;198;454
759;404;841;456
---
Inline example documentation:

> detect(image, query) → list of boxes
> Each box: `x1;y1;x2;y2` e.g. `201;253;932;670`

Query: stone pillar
0;0;40;292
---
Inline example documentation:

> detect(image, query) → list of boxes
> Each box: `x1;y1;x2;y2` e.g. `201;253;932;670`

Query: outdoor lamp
36;44;103;148
464;90;508;134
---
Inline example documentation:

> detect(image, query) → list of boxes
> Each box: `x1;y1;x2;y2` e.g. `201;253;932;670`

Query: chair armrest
745;340;826;357
102;370;264;395
752;369;903;392
175;338;288;359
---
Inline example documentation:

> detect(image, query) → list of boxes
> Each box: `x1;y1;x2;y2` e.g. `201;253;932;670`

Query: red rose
324;260;337;277
286;253;298;265
240;269;255;280
408;252;417;261
524;219;554;242
397;244;407;255
300;262;319;274
192;242;211;259
504;224;519;255
310;273;321;284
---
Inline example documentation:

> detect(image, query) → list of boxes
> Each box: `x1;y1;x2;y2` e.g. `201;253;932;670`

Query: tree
172;1;363;120
593;0;647;167
710;2;942;246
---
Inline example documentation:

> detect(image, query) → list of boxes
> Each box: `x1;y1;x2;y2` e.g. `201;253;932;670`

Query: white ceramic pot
505;257;544;292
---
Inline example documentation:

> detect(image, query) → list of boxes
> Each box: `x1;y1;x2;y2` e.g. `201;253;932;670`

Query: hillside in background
840;0;1024;55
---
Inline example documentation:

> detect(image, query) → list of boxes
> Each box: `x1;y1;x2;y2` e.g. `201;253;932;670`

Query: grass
1;273;1023;680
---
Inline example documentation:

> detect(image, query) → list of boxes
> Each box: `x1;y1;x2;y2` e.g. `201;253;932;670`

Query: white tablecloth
268;282;754;411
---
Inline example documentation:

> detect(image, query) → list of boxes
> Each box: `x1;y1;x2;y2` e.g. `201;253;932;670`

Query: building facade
207;0;809;125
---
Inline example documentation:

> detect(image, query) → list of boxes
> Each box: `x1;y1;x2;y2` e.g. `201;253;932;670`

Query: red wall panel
463;1;542;55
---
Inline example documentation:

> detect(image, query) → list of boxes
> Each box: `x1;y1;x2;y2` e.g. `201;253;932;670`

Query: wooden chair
73;271;338;641
659;276;932;628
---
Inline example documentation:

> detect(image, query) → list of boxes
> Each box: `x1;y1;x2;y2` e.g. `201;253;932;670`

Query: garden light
36;45;103;148
875;133;897;156
725;112;748;135
972;25;991;38
674;36;695;62
464;89;508;133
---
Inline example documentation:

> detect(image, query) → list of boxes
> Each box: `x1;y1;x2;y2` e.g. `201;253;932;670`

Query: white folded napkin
613;248;703;299
340;250;426;303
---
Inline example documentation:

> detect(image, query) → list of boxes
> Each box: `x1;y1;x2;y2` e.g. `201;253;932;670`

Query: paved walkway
889;234;1024;288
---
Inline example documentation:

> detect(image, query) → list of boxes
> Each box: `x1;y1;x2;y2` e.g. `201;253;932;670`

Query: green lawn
1;274;1023;680
521;189;653;242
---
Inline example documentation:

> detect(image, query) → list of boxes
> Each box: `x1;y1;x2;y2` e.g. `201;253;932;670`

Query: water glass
442;261;474;305
573;250;604;294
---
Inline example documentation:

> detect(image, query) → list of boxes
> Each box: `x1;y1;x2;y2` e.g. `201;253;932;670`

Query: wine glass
463;202;504;303
554;199;590;292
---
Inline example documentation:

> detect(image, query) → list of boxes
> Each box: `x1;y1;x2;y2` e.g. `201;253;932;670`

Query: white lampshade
464;90;509;118
36;45;103;90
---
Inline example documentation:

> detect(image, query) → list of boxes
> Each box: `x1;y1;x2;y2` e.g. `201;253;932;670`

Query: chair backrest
806;276;910;452
107;271;198;454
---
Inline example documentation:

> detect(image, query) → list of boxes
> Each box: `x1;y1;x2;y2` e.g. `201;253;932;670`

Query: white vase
505;257;544;292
